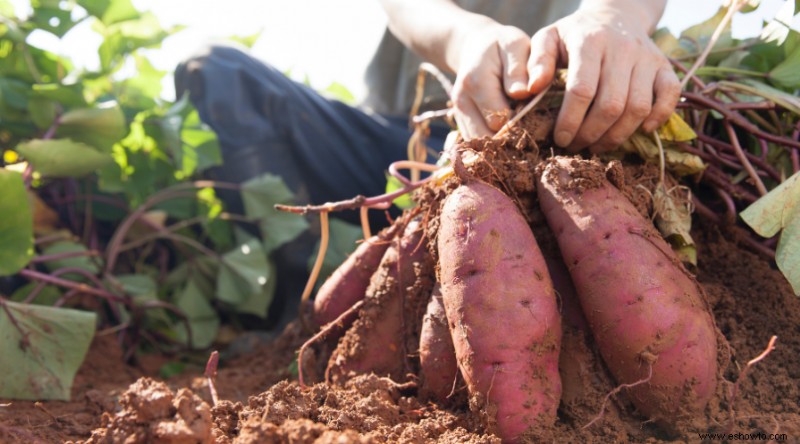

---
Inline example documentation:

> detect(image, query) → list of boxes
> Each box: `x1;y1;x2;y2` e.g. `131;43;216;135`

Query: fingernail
555;130;572;147
510;81;527;95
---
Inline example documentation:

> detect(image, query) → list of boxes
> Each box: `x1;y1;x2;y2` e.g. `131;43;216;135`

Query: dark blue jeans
174;44;446;327
175;44;446;220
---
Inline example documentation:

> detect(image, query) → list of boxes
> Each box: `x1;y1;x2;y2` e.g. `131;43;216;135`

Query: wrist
577;0;665;35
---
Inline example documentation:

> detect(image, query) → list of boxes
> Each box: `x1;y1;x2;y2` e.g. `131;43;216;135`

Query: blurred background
6;0;796;102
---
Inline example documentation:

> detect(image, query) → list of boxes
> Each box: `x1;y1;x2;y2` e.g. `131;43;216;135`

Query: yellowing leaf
657;113;697;142
620;131;706;176
654;186;697;265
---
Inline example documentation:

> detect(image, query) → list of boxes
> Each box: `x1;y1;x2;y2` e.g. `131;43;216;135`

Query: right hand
450;23;534;140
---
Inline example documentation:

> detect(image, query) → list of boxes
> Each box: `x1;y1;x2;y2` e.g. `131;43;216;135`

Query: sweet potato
537;157;718;424
438;181;562;442
313;222;401;327
327;220;434;382
419;284;458;402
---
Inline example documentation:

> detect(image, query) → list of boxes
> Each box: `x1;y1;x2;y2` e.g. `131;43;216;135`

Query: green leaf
0;77;30;111
40;241;100;282
308;219;363;286
236;260;276;318
241;173;295;217
28;97;57;129
241;173;309;252
680;6;734;63
227;29;263;48
9;283;61;306
258;211;310;253
0;170;33;276
56;102;127;152
31;83;87;108
116;274;171;326
740;172;800;238
216;239;275;317
776;214;800;295
385;173;416;209
0;300;96;400
741;172;800;295
174;277;219;349
760;1;797;48
770;44;800;89
16;139;114;177
30;3;77;37
323;82;356;105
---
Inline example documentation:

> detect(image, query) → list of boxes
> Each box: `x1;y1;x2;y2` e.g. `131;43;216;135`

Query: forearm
378;0;499;73
578;0;666;34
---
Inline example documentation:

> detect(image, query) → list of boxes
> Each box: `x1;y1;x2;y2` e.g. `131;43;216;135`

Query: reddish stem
724;122;768;195
683;93;800;150
205;351;220;406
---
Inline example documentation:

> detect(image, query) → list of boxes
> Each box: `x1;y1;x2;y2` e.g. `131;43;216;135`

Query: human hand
527;4;680;153
449;22;533;139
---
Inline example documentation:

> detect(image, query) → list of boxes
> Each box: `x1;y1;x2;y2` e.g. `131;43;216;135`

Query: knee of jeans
174;44;249;100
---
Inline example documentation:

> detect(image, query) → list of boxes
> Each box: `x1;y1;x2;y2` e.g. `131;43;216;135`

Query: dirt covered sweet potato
313;223;401;327
419;284;458;402
537;156;718;425
438;180;562;443
327;220;434;382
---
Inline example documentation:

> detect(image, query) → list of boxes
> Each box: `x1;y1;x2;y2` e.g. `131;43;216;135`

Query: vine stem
724;121;768;196
680;0;746;90
104;181;240;273
683;92;800;150
18;268;125;302
29;250;101;264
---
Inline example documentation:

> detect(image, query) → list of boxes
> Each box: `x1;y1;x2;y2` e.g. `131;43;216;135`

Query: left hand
526;4;681;153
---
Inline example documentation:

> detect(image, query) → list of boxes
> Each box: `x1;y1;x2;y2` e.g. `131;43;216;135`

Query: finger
453;93;493;140
527;26;559;94
553;37;602;148
590;63;656;153
466;74;511;132
500;30;532;100
642;66;681;133
571;46;634;150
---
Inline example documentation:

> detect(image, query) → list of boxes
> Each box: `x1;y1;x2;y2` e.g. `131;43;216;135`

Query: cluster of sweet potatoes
310;153;721;443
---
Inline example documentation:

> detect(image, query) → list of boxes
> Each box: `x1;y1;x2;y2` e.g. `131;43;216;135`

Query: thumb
527;26;559;93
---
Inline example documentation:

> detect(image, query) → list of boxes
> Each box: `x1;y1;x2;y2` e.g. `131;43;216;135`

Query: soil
2;112;799;443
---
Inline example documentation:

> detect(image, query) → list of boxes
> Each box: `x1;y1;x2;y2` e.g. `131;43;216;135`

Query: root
298;299;366;389
360;207;371;239
493;83;552;140
582;364;654;430
725;335;778;433
299;212;330;333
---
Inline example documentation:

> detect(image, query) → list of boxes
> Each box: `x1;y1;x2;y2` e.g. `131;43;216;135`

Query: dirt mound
2;221;797;443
